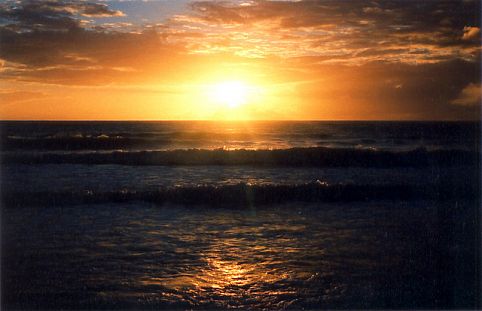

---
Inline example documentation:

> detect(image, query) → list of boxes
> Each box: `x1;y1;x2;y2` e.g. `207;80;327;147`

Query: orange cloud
462;26;480;41
452;83;481;106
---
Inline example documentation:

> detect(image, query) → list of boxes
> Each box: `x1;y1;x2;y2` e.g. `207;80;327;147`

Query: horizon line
0;119;479;122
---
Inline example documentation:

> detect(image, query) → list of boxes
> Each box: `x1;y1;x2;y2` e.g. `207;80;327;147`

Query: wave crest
2;147;477;167
2;181;477;207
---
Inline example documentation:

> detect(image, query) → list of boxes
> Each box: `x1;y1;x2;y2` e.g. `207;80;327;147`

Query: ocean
1;121;480;309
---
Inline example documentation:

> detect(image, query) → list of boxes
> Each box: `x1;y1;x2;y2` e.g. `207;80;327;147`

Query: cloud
0;0;125;32
0;90;48;104
1;0;480;72
0;0;178;85
78;2;125;17
176;0;481;63
462;26;480;41
452;83;481;106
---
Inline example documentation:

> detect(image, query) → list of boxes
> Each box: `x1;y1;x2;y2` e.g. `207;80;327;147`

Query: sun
201;79;266;119
209;81;249;108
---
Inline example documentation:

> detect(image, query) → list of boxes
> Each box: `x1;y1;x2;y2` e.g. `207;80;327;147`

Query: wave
2;181;477;207
2;147;477;167
2;135;172;150
2;127;478;152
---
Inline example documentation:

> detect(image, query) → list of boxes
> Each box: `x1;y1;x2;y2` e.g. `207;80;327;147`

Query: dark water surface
1;120;478;152
1;121;480;309
3;201;479;309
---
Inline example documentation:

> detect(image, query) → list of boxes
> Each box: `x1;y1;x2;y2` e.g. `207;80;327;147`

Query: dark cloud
0;1;80;31
188;0;481;55
0;26;165;67
79;2;125;17
0;0;124;32
0;0;180;85
190;0;480;33
0;26;189;85
1;0;479;75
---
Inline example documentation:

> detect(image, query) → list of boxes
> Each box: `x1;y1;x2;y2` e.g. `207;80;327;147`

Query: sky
0;0;480;120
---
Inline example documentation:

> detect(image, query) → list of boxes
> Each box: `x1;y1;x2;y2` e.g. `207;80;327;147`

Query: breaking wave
2;147;477;167
3;181;477;207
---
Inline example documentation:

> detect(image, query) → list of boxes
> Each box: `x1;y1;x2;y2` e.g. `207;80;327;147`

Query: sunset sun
209;81;250;108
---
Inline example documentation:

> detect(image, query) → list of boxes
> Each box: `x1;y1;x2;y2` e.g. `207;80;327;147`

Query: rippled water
1;121;479;309
3;201;478;309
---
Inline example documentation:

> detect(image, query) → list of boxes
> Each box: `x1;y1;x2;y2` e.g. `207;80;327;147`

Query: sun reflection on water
135;234;298;305
140;247;292;292
108;206;365;309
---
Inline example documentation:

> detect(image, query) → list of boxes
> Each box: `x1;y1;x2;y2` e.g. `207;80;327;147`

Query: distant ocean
1;121;480;309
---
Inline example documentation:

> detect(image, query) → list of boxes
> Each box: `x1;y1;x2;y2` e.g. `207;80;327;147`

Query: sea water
1;121;479;309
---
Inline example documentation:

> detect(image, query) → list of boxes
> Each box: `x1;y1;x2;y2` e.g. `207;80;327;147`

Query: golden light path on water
121;208;348;309
136;228;304;305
